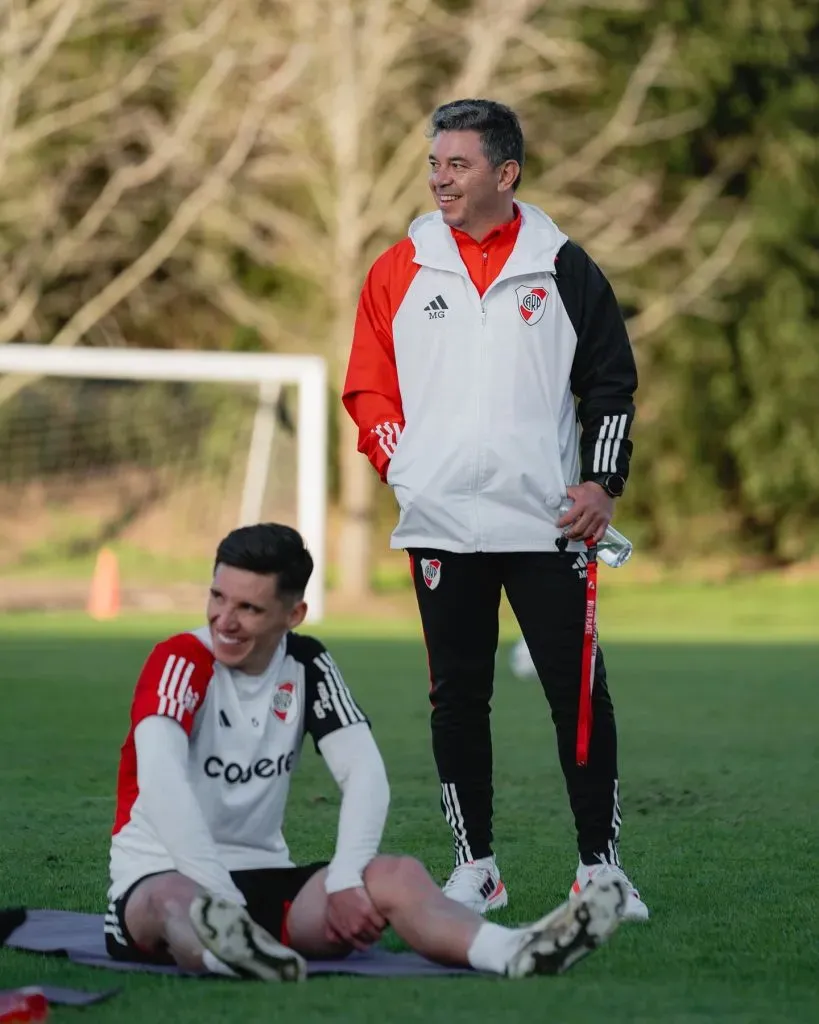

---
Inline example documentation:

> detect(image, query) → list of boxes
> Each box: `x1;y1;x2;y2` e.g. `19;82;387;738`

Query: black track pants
409;549;621;867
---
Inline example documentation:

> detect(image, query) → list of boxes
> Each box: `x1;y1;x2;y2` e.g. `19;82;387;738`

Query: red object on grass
0;988;49;1022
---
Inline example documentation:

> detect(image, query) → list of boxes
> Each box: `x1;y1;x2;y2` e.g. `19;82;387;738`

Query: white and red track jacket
343;201;638;553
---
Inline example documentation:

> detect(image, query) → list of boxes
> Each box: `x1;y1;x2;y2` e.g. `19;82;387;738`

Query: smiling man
104;522;626;982
343;100;646;920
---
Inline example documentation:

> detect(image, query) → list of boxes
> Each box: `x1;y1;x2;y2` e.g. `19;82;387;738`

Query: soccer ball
509;637;538;679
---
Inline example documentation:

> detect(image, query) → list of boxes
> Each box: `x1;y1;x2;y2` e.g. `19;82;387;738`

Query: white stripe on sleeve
174;662;196;723
607;414;628;474
599;415;620;476
165;658;188;720
156;655;175;716
315;654;350;726
323;656;366;725
373;422;402;458
592;416;611;475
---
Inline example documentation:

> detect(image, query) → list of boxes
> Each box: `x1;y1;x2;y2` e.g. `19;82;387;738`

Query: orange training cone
88;547;120;620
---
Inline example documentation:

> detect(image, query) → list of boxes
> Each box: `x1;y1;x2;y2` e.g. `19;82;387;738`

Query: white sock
202;948;239;978
467;922;525;975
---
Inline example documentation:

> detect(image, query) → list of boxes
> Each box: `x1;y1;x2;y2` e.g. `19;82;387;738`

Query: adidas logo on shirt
424;294;449;319
573;552;588;579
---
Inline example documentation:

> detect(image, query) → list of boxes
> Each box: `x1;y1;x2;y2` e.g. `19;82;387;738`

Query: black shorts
104;862;327;965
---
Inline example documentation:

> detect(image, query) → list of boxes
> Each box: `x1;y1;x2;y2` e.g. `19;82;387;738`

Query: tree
5;0;805;585
185;0;751;594
593;0;819;564
0;0;308;405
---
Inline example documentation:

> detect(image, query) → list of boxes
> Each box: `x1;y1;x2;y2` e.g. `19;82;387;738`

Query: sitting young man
106;522;626;982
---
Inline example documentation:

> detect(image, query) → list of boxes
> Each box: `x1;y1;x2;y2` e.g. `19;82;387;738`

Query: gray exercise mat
0;908;26;945
7;910;477;978
0;985;120;1007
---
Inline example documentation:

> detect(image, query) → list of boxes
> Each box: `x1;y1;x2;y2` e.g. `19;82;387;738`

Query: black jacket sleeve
555;240;638;485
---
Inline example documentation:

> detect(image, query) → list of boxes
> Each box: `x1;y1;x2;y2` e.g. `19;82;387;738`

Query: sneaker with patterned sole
506;873;626;978
190;895;307;982
571;862;649;922
443;855;508;914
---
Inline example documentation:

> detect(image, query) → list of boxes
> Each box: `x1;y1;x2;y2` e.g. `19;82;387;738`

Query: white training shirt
108;627;383;902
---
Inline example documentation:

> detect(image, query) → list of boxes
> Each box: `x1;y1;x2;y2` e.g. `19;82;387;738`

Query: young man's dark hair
214;523;313;603
428;98;525;190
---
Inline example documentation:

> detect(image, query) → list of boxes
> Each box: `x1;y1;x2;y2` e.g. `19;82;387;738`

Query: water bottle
555;498;633;568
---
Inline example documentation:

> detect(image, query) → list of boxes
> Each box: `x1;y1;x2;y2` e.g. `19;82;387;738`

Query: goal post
0;345;328;621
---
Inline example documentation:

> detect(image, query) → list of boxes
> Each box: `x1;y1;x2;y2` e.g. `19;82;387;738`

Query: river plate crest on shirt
516;286;548;325
272;681;299;724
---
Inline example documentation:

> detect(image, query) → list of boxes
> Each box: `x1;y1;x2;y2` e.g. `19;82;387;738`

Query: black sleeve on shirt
554;240;638;484
286;632;370;752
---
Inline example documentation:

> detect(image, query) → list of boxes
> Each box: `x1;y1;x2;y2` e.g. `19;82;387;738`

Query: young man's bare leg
285;860;477;963
367;857;487;964
124;873;211;972
285;855;625;976
282;869;353;959
124;873;306;981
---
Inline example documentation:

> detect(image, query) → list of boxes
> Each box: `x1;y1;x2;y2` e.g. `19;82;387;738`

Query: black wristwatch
588;473;626;498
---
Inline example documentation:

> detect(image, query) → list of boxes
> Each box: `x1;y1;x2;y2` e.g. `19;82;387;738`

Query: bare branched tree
0;0;308;402
186;0;749;596
0;0;752;597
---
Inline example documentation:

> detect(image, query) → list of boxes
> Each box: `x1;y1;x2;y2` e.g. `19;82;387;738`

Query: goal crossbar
0;345;328;620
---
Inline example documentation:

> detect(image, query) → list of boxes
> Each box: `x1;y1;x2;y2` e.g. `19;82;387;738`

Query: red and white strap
576;539;599;767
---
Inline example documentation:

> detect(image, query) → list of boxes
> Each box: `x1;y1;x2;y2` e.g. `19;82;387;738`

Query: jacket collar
408;201;568;281
450;204;521;252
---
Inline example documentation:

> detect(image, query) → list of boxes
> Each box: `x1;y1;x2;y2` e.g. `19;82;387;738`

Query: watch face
605;474;625;497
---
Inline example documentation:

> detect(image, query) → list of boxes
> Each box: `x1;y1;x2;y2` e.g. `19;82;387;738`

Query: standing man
343;99;647;920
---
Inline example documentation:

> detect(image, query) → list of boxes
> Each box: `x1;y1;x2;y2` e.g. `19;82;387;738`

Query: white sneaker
571;861;649;922
443;855;508;913
506;873;626;977
190;895;307;982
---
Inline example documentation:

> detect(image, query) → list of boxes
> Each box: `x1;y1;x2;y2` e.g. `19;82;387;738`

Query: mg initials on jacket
424;294;449;318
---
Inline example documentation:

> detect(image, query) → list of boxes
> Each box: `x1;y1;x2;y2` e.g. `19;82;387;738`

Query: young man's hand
558;482;614;543
325;886;387;951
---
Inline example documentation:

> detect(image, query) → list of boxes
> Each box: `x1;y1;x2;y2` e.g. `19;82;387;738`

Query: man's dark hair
214;523;313;603
428;98;525;190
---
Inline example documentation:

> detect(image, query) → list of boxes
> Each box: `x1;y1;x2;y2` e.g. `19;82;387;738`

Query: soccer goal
0;345;328;620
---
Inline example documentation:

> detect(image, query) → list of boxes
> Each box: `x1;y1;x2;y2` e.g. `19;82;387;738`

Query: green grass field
1;585;818;1022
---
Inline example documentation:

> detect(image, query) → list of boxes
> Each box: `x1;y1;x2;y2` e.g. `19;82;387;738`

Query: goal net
0;346;327;620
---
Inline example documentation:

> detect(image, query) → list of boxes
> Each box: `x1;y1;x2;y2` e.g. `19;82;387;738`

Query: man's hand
557;482;614;543
325;886;387;952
